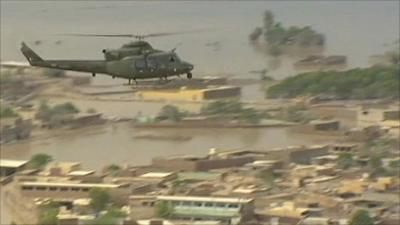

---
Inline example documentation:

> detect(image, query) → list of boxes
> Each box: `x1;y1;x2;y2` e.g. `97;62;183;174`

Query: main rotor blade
59;28;216;39
59;33;136;38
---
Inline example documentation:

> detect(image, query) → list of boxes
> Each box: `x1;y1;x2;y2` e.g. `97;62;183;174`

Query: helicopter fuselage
20;42;194;81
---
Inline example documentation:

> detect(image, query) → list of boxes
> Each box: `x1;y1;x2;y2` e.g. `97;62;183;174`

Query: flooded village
1;1;400;225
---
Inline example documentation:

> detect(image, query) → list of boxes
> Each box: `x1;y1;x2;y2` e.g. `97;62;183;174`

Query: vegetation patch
267;66;399;100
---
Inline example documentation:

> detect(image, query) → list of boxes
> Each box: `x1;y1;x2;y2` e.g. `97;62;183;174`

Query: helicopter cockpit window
147;58;157;69
169;54;180;63
135;58;146;70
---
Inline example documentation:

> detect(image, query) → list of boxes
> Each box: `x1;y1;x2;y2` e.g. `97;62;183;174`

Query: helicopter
20;32;196;84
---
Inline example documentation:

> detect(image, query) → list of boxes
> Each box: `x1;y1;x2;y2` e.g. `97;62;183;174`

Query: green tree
103;164;121;176
257;169;275;187
337;152;354;169
89;188;111;213
87;214;117;225
389;159;400;169
155;201;174;218
0;106;19;118
249;27;263;41
36;101;79;122
37;201;59;225
106;207;127;218
369;155;383;170
86;207;126;225
263;10;275;30
267;66;399;100
28;153;53;169
158;105;184;122
52;102;79;114
282;105;315;123
349;209;374;225
201;100;243;115
239;108;262;124
369;154;387;177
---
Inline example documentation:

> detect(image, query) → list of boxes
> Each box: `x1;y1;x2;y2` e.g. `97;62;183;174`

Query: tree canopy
337;152;354;169
157;105;185;122
86;207;127;225
0;106;20;119
250;10;325;56
349;209;374;225
37;201;60;225
35;101;80;122
201;100;263;124
28;153;53;169
267;66;399;100
89;188;111;213
155;201;174;218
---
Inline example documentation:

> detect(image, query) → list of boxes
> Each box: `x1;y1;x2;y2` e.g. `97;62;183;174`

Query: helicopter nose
184;62;194;71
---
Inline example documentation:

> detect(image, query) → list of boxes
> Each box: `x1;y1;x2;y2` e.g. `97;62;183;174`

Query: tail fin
20;42;43;65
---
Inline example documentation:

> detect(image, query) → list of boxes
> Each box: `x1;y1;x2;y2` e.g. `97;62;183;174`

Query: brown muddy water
1;122;336;170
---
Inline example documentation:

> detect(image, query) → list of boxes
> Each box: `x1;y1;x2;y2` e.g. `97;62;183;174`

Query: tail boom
20;42;106;74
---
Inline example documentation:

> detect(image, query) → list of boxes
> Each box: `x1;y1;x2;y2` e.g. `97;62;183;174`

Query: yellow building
357;106;400;128
135;86;241;102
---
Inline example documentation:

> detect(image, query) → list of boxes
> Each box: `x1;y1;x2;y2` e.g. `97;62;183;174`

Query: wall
152;156;254;172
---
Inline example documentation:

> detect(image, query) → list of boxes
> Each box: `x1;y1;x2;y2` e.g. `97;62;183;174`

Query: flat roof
20;182;122;188
157;195;253;204
310;119;339;124
137;220;221;225
140;172;175;178
67;170;95;176
178;172;221;181
0;159;28;168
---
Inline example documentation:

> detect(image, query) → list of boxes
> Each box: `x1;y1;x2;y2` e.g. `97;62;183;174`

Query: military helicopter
20;31;196;84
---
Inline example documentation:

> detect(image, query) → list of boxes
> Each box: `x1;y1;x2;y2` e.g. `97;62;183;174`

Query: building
129;195;158;220
336;180;368;198
135;86;241;102
259;201;313;225
41;162;82;176
138;172;177;183
136;220;222;225
152;154;254;172
288;145;330;165
0;117;32;144
357;106;400;128
156;195;255;224
309;120;340;131
291;164;336;179
0;159;28;176
19;181;131;203
330;143;359;153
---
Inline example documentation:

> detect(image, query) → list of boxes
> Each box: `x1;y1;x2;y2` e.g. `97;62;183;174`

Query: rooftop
20;181;123;189
140;172;175;178
67;170;95;176
178;172;221;181
0;159;28;168
157;195;253;204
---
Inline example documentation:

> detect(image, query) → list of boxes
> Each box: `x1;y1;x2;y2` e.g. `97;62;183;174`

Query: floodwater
1;1;399;78
2;122;336;171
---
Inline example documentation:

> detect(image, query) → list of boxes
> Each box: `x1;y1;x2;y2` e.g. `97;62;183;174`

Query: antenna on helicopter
171;42;183;53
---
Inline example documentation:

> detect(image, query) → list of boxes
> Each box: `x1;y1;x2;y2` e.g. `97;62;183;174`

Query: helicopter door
147;58;158;73
135;58;146;73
